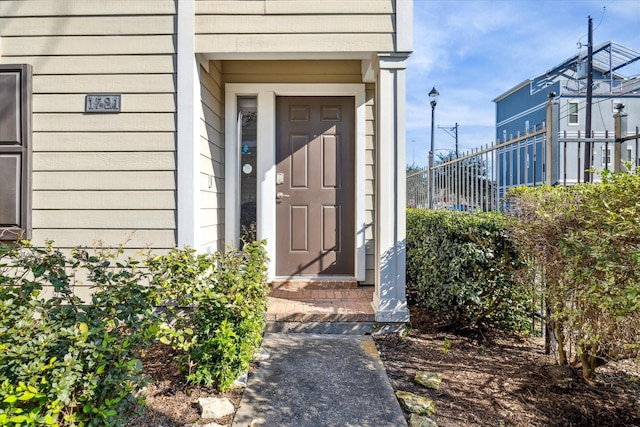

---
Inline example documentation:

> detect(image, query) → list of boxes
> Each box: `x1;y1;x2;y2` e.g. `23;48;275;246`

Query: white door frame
224;83;366;282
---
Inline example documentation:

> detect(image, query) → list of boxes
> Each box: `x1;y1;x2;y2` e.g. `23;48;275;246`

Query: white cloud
406;0;640;166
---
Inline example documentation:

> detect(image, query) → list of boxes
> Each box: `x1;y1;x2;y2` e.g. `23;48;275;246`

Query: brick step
270;279;358;290
267;287;374;323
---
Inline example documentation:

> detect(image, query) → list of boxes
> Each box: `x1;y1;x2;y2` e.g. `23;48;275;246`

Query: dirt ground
124;344;243;427
127;305;640;426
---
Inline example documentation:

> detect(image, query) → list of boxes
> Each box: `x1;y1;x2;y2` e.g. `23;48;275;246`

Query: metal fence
407;100;640;212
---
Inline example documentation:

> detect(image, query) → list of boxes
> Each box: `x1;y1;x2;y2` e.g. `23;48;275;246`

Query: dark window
568;102;579;125
238;96;257;242
0;64;32;241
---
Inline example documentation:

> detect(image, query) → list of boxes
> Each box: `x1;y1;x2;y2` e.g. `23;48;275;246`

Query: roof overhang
492;79;531;103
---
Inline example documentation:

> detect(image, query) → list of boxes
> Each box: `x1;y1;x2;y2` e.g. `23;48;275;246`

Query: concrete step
264;321;406;335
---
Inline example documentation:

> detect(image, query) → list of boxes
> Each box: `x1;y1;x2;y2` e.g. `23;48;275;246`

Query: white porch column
374;53;410;323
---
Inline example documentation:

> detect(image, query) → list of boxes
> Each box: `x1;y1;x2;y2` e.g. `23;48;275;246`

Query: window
627;147;633;163
238;96;257;242
0;64;32;241
568;102;579;125
602;147;612;168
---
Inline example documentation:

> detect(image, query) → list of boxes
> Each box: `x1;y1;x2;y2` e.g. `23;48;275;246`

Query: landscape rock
183;423;225;427
197;397;235;419
254;348;271;361
395;391;436;416
232;371;248;388
409;413;438;427
415;371;442;390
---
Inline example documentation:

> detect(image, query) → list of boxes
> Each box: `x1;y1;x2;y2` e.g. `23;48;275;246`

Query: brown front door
276;96;355;276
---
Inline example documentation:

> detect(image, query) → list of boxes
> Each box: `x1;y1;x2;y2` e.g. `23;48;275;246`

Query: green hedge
148;240;269;391
507;170;640;379
0;240;270;425
406;209;531;331
0;244;158;426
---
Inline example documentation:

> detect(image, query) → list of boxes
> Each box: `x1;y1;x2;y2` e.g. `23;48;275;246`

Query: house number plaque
85;94;121;113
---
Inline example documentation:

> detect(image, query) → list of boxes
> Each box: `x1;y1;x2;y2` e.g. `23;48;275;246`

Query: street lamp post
428;86;439;209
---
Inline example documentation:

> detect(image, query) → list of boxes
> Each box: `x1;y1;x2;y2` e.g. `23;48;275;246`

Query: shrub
148;240;269;391
507;170;640;379
406;209;530;331
0;243;158;426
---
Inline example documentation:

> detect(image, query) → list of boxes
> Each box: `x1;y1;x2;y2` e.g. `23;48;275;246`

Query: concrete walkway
232;333;407;427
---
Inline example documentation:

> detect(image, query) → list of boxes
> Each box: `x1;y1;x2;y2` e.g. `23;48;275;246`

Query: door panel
276;96;355;276
290;205;309;251
290;135;309;188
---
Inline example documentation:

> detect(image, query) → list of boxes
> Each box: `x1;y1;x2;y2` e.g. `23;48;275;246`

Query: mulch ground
374;305;640;427
127;305;640;426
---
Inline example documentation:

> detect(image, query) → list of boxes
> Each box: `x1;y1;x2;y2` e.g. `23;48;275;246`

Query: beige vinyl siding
199;60;225;252
364;84;376;285
196;1;394;15
195;0;395;54
33;133;176;152
0;16;175;36
0;0;177;250
33;152;175;171
196;15;393;34
33;191;175;210
32;172;176;190
0;1;176;16
14;56;176;75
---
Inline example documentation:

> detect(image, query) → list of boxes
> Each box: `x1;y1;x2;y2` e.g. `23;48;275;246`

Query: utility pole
438;123;459;157
584;16;593;183
438;123;460;206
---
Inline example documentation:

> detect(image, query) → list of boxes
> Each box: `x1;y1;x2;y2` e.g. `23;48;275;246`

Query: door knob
276;192;290;199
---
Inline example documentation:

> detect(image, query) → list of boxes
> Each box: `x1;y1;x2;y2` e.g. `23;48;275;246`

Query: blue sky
406;0;640;167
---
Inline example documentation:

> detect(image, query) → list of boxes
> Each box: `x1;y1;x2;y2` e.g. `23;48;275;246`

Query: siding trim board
176;0;199;248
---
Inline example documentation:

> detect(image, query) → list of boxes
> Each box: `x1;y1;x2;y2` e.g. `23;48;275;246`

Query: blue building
493;41;640;188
